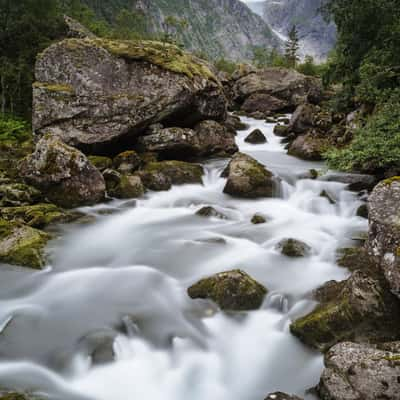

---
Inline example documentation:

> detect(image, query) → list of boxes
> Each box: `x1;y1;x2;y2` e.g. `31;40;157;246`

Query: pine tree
285;25;300;68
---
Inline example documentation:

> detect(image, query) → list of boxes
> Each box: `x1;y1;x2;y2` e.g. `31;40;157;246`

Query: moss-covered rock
104;169;144;199
188;269;267;311
356;203;368;218
20;135;106;208
290;271;400;351
143;161;203;185
0;219;50;269
196;206;227;219
0;183;42;207
277;238;311;257
223;152;278;198
251;214;267;224
273;124;289;137
88;155;113;172
113;150;141;174
0;203;76;229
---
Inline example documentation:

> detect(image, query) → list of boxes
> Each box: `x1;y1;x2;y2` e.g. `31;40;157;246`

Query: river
0;116;367;400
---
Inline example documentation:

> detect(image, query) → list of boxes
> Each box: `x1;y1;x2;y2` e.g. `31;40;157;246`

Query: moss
188;269;267;311
0;219;51;269
382;176;400;185
88;156;112;171
89;38;217;81
144;161;203;185
115;175;144;199
0;203;75;229
32;82;74;94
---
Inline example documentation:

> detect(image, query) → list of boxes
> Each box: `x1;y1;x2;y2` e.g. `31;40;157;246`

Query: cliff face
248;0;336;62
82;0;282;60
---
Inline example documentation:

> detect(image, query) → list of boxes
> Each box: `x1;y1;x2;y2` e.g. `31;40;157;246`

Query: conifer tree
285;25;300;68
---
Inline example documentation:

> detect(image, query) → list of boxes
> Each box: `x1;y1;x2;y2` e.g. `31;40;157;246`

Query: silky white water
0;116;367;400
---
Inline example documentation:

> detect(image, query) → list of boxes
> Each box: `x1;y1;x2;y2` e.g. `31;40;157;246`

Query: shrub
0;116;31;143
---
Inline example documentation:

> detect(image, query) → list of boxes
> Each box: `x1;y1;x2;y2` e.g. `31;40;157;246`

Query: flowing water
0;116;367;400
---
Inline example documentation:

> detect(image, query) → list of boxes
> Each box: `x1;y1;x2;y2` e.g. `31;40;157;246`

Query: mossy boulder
20;135;106;208
288;132;329;161
290;271;400;351
87;155;113;172
223;152;278;198
0;203;76;229
188;269;267;311
244;129;267;144
136;170;172;191
318;342;400;400
356;203;368;218
0;183;42;207
277;238;311;257
273;124;289;137
33;38;226;153
103;169;144;199
113;150;141;174
0;219;50;269
142;161;203;185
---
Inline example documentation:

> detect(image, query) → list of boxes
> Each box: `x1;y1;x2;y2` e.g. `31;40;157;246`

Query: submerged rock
320;173;377;192
251;214;267;224
188;269;267;311
320;190;336;205
223;152;277;198
196;206;227;219
290;270;400;351
244;129;267;144
33;38;226;153
277;238;311;257
20;135;106;208
265;393;303;400
0;219;50;269
318;341;400;400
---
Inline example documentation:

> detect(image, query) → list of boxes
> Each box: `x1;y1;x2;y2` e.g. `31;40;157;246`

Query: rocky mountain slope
81;0;282;60
247;0;336;61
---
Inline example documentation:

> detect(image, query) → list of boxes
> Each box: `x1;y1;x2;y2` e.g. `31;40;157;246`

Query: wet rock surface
264;393;303;400
244;129;267;144
277;238;311;257
188;269;267;311
223;152;278;198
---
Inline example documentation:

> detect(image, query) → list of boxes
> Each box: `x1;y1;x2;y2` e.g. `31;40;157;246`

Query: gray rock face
20;135;106;208
33;38;227;154
318;342;400;400
241;93;288;115
233;67;322;110
256;0;336;62
367;178;400;299
223;152;278;198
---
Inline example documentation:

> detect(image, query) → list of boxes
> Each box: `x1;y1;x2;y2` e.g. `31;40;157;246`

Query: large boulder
0;219;50;269
288;132;329;161
318;342;400;400
288;103;316;134
367;177;400;299
138;121;237;158
241;93;288;115
233;67;322;109
223;152;278;198
20;135;106;208
188;269;267;311
245;129;267;144
290;270;400;351
33;38;227;153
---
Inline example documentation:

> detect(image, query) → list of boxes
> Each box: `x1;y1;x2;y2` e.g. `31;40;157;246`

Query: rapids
0;116;367;400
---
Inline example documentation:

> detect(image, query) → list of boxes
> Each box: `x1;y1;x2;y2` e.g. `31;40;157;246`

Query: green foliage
0;116;31;143
297;56;321;76
325;94;400;173
252;46;287;68
215;58;237;74
284;25;300;68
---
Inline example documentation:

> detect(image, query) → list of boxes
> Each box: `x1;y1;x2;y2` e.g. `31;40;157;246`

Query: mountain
248;0;336;62
81;0;282;61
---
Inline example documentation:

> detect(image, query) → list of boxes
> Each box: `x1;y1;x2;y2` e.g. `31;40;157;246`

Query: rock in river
33;38;226;153
20;135;106;208
244;129;267;144
188;269;267;311
318;341;400;400
223;152;278;198
277;238;311;257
